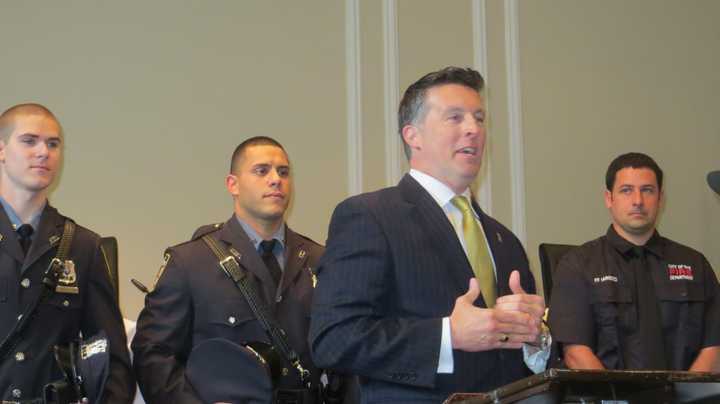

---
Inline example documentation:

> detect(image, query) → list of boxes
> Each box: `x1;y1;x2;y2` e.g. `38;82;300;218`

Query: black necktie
17;224;34;257
631;246;668;369
259;239;282;287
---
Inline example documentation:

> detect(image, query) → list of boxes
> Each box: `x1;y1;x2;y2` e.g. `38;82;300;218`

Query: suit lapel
23;205;64;272
0;207;24;264
398;175;475;296
217;216;276;306
280;227;309;296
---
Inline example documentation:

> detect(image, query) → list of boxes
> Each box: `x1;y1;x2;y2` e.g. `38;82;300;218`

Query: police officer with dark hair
132;137;351;403
549;152;720;371
0;103;134;402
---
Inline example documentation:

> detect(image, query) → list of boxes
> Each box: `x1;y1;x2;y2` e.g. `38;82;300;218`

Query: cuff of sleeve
523;334;552;374
437;317;454;374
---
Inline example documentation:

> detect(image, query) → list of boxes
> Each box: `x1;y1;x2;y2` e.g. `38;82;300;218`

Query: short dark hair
0;103;60;141
398;66;485;159
230;136;286;173
605;152;664;191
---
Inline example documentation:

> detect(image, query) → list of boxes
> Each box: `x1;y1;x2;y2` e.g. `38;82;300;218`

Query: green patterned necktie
451;195;497;307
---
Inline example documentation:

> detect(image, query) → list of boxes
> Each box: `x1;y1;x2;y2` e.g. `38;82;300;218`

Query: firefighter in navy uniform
132;136;351;403
549;152;720;371
0;104;134;402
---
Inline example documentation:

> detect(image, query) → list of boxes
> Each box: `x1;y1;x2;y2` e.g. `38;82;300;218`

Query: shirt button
15;352;25;362
12;388;21;398
20;278;30;288
228;316;236;325
63;300;70;307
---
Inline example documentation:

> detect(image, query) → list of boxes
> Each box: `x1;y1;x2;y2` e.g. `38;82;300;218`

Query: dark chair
539;243;578;369
538;243;577;305
100;237;119;302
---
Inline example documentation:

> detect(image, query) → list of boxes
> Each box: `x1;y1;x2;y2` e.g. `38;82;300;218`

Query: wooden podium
444;369;720;404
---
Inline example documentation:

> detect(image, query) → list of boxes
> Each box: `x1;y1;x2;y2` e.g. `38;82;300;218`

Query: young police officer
133;137;349;403
0;103;134;402
549;152;720;371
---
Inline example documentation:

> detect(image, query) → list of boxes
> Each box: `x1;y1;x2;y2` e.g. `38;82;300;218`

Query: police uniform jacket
0;204;135;403
549;226;720;370
132;215;324;404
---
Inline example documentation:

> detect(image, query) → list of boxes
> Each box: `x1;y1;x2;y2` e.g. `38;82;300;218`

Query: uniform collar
0;196;45;231
235;215;286;252
606;225;664;259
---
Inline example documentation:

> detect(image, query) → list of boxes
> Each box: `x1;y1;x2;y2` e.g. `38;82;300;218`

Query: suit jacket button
21;278;30;288
228;316;236;325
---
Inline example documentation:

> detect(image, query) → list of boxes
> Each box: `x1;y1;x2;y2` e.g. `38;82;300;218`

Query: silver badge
56;260;79;294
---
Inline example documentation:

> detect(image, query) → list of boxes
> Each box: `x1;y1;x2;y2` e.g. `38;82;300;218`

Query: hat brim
186;338;274;404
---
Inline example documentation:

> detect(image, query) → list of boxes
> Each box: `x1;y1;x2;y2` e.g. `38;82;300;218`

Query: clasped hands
450;270;545;352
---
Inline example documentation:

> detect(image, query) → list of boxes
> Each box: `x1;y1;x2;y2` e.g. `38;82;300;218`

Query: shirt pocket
656;281;705;349
204;301;267;344
591;284;635;332
44;293;83;311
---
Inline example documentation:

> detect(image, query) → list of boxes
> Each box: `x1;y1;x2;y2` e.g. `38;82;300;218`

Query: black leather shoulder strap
201;233;311;385
0;220;76;360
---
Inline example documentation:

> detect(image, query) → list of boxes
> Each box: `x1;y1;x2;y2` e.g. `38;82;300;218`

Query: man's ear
604;189;613;209
0;140;6;163
225;174;238;197
402;124;421;152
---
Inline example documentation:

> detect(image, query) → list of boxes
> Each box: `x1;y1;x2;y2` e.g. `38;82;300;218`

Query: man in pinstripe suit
309;67;547;403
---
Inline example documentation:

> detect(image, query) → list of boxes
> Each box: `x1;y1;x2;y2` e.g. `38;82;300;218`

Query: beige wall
2;0;718;318
519;0;720;282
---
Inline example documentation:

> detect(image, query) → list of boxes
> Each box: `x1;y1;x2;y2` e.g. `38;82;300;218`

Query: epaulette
191;222;224;240
297;233;323;248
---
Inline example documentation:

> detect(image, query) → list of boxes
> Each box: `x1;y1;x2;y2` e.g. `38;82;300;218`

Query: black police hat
186;338;274;404
708;171;720;195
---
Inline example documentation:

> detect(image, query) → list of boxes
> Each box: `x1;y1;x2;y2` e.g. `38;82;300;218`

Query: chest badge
667;264;694;281
56;260;80;294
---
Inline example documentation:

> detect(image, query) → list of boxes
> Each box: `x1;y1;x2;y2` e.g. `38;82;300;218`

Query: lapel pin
298;249;306;259
496;233;503;243
308;267;317;288
49;235;61;246
0;234;4;242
